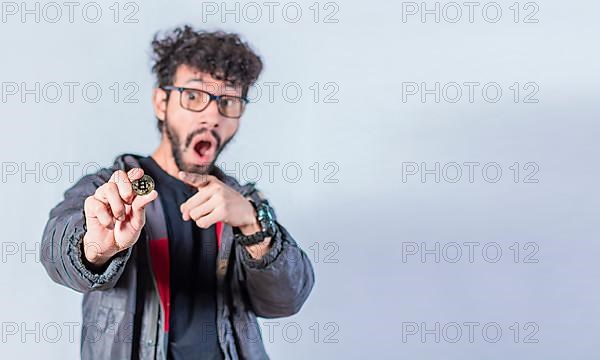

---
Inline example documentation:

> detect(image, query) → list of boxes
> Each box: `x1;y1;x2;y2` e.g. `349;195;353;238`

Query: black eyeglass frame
160;85;249;119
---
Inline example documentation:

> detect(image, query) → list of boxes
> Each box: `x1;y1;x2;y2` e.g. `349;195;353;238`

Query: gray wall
0;0;598;358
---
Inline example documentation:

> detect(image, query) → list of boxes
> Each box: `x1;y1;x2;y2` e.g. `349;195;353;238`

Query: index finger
109;168;143;204
178;171;214;188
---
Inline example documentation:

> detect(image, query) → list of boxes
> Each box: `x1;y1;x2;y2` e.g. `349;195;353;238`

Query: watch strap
234;227;269;246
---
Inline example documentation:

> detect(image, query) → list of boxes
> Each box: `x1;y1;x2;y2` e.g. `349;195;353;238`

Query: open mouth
191;137;216;163
194;140;212;156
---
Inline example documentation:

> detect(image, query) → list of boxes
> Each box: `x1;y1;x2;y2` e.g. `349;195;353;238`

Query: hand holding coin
83;168;158;267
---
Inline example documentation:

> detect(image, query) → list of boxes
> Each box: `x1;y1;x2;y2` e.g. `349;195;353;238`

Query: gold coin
132;174;155;196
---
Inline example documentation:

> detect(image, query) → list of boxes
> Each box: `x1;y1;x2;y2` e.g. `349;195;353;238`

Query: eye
186;91;198;101
222;97;240;107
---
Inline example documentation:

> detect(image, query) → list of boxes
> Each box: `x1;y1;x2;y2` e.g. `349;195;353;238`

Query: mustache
184;128;221;149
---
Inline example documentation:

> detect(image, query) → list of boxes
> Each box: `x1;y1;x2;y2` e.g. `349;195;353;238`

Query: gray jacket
40;154;315;359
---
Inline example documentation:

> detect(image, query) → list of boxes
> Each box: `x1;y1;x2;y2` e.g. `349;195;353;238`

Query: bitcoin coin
132;174;155;196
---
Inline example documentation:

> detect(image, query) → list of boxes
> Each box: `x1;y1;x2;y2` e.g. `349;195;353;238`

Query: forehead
173;64;240;93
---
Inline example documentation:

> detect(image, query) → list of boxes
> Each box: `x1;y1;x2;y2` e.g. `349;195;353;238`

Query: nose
198;100;221;128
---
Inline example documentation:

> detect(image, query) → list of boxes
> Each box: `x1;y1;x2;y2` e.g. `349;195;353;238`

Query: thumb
130;190;158;229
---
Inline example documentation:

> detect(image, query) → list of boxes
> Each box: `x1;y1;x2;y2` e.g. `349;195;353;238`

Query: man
40;25;315;360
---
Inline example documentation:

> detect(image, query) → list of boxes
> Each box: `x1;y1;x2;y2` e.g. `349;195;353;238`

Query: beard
164;114;234;176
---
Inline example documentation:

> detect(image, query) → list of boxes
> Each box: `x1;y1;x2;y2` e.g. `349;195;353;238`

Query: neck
151;138;180;179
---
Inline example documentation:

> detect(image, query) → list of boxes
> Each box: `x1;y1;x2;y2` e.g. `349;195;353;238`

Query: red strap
148;222;223;332
216;221;223;249
148;237;170;332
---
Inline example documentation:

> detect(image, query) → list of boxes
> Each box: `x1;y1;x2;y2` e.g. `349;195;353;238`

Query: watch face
257;203;276;235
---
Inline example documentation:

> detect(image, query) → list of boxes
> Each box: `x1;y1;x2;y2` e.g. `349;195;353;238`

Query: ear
152;87;168;121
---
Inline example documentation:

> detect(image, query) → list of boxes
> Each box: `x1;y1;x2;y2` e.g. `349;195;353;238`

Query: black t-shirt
139;156;223;360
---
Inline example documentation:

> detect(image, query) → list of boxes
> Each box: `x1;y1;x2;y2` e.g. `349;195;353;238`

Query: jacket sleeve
235;190;315;318
40;165;133;293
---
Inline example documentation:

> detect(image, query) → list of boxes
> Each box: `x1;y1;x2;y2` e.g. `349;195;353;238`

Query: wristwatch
234;200;277;246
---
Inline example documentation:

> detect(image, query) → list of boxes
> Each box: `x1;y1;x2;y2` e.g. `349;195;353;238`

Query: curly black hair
151;25;263;132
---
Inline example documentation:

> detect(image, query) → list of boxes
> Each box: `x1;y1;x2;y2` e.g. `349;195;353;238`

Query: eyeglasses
161;85;249;119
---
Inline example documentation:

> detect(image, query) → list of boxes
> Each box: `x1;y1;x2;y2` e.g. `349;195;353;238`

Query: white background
0;0;599;358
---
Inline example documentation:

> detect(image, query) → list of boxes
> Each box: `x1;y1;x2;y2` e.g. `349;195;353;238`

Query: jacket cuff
66;227;131;288
239;225;284;270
